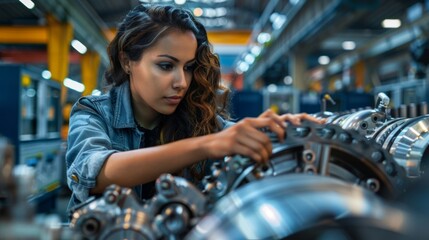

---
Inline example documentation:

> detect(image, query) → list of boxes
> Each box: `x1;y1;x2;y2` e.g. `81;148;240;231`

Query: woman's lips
164;96;182;105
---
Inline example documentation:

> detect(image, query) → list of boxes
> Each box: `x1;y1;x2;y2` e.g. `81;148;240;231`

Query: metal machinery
67;92;429;239
2;88;429;239
0;64;64;213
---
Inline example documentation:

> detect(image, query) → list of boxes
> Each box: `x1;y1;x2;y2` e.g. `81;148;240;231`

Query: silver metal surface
186;174;411;240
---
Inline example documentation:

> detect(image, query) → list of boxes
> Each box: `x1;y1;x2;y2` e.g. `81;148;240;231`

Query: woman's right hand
204;109;287;163
203;109;325;163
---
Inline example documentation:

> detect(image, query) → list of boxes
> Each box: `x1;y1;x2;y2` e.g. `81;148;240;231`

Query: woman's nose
172;70;188;89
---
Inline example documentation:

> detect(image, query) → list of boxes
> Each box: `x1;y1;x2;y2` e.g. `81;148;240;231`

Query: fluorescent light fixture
174;0;186;5
382;19;401;28
318;55;330;65
19;0;35;9
283;76;293;85
64;78;85;92
71;39;87;54
238;61;249;72
257;32;271;44
250;45;262;56
270;13;286;30
204;8;216;17
267;84;278;92
342;41;356;50
244;54;255;64
215;7;227;17
41;70;51;79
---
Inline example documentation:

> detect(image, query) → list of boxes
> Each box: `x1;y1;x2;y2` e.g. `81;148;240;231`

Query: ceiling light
193;8;203;17
204;8;216;17
250;46;262;56
283;76;293;85
238;62;249;72
318;55;330;65
342;41;356;50
267;84;278;92
19;0;35;9
244;54;255;64
174;0;186;4
71;40;87;54
215;7;228;17
270;12;286;30
257;32;271;44
64;78;85;93
382;19;401;28
41;70;51;79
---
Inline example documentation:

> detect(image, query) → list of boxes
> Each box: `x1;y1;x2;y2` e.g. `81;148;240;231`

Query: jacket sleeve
216;115;236;130
65;98;118;203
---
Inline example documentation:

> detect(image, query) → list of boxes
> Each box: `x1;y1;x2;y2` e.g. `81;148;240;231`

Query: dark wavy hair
104;4;231;181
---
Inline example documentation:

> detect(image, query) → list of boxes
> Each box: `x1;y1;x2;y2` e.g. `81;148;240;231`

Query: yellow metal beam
0;26;48;44
46;14;73;104
81;51;100;96
207;31;251;45
104;28;251;45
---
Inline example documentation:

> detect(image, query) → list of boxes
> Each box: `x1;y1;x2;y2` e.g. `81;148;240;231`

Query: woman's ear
119;51;131;74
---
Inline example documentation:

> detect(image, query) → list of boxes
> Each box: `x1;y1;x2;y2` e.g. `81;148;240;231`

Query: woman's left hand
278;112;326;126
258;110;325;127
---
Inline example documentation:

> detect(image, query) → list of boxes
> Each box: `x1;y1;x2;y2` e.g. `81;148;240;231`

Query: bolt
366;178;380;192
302;150;315;163
360;121;368;130
371;151;383;162
161;180;171;190
339;133;351;143
385;163;397;176
321;128;334;139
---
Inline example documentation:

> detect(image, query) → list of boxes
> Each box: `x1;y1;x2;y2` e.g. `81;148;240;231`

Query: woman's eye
158;63;173;71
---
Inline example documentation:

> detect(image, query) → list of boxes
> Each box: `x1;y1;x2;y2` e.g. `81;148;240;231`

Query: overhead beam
244;0;346;88
0;26;48;44
207;31;251;45
105;28;251;45
34;0;109;67
324;11;429;76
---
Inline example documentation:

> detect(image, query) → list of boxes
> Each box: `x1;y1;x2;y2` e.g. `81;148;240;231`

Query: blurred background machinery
0;64;64;214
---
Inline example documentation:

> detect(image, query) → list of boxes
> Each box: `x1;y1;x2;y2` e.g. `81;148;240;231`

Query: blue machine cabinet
0;64;63;213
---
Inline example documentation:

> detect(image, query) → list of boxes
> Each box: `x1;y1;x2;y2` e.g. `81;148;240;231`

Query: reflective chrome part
203;121;407;200
373;115;429;177
147;174;208;238
339;109;388;135
314;93;429;178
186;174;413;240
338;92;391;135
69;174;208;240
69;185;155;240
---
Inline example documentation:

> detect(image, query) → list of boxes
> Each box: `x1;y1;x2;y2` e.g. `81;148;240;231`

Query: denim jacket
66;81;234;212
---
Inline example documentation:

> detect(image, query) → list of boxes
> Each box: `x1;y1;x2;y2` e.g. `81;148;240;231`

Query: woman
66;4;323;211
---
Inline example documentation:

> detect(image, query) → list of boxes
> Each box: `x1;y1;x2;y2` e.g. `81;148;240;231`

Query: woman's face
128;29;197;125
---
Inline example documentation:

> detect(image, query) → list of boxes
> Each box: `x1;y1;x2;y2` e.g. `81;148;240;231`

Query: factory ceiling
0;0;426;92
